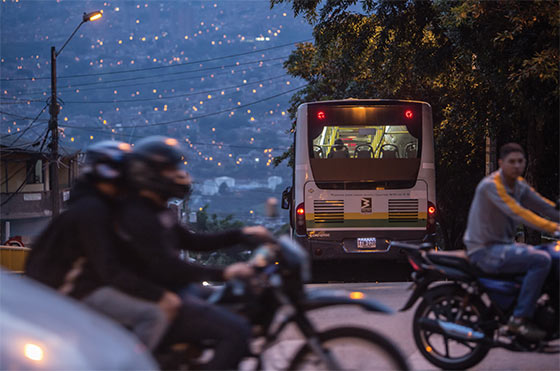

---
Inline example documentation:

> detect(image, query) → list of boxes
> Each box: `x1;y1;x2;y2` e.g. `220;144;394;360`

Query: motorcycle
159;236;409;370
390;239;559;370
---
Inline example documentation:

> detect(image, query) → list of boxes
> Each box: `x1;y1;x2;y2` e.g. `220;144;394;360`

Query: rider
464;142;560;341
25;141;180;350
115;136;272;369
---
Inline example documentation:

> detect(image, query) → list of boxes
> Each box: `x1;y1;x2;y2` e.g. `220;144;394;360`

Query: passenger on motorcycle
116;136;272;369
25;141;180;350
464;142;560;341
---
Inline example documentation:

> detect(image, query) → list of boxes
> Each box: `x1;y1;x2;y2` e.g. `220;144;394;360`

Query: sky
0;0;312;179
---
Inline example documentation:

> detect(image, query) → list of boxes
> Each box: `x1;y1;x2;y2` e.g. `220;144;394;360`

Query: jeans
469;243;551;318
157;292;251;370
82;286;169;350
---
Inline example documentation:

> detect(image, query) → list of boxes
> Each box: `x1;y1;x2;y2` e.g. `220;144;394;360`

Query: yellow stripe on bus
305;212;428;221
494;173;557;233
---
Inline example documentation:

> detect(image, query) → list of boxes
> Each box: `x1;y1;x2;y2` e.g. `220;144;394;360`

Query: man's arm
175;225;272;252
485;173;559;234
117;201;225;286
519;178;560;223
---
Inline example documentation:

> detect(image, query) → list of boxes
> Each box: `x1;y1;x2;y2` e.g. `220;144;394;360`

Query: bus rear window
311;125;419;160
307;103;423;189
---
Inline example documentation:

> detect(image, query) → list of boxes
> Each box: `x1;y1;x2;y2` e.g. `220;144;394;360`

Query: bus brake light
317;111;326;120
428;206;436;215
295;202;306;235
404;110;413;119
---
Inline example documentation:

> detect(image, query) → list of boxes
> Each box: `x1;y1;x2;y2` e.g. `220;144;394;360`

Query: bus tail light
427;201;436;233
295;202;306;235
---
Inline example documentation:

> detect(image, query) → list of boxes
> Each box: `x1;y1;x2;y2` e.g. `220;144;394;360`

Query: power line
47;56;288;90
0;110;50;122
61;84;306;130
0;39;311;82
57;74;289;104
21;60;286;96
9;103;49;147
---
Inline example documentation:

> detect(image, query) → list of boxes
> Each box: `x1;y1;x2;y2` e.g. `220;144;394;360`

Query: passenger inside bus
327;139;349;158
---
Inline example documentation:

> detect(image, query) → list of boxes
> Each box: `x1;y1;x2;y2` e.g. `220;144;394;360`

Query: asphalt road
247;282;559;371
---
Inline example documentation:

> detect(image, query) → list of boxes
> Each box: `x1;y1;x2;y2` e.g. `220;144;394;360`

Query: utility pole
47;11;102;217
49;46;60;216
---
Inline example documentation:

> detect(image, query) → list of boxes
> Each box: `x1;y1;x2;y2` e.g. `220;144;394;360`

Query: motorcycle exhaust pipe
418;318;485;342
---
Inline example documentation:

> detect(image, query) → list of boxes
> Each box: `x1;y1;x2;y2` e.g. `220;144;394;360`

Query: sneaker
507;316;546;341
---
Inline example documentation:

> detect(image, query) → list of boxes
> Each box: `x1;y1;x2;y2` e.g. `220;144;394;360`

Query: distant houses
199;175;283;196
0;145;80;246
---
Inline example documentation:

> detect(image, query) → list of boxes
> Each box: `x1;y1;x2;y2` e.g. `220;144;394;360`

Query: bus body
283;99;436;261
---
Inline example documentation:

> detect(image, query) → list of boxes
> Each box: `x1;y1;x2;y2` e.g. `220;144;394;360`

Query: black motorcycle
390;239;559;370
161;236;409;370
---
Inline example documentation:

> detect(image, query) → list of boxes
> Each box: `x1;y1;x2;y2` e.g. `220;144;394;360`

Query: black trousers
158;292;251;370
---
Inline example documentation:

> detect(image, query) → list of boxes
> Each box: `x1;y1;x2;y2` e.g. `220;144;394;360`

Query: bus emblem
361;198;372;213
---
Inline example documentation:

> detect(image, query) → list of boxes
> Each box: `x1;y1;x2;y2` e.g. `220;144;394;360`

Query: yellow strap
494;173;557;233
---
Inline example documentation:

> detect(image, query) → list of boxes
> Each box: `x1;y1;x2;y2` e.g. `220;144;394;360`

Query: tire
413;284;491;370
288;326;409;371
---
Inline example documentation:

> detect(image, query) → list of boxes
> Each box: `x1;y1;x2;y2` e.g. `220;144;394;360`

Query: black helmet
82;140;132;183
128;136;191;200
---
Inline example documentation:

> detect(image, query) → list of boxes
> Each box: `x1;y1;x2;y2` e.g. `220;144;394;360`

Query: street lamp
49;10;102;216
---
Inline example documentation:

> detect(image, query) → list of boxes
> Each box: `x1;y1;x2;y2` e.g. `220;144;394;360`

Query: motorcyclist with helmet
25;141;181;350
115;136;272;369
464;142;560;341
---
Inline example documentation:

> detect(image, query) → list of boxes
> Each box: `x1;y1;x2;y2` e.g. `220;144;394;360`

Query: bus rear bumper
296;234;426;261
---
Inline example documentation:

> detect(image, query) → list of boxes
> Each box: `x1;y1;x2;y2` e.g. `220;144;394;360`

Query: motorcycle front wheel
288;326;409;371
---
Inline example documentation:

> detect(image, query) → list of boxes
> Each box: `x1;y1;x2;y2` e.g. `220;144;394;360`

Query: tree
272;0;559;248
191;205;247;266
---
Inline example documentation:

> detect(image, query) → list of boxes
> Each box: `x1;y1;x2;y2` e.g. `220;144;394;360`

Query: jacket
25;181;166;301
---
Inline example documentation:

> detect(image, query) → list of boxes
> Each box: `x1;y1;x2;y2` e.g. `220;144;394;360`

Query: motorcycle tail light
408;255;421;271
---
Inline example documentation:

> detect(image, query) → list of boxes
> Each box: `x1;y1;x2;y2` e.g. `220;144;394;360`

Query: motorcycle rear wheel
288;326;409;370
413;284;491;370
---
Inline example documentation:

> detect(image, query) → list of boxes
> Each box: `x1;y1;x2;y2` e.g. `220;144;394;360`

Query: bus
281;99;436;262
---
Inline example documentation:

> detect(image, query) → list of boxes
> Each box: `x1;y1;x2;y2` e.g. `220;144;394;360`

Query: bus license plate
357;237;376;249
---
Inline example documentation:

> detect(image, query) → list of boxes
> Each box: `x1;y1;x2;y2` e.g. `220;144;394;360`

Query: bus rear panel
291;100;436;261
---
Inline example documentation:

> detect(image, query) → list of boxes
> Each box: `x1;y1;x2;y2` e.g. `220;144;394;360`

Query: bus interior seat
405;142;417;158
313;145;324;158
380;144;399;158
354;144;374;158
328;146;349;158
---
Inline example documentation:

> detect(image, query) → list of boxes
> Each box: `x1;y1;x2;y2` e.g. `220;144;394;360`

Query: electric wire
0;39;311;81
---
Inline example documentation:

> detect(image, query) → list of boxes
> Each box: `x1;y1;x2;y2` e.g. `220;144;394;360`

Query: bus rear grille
313;200;344;223
388;199;418;222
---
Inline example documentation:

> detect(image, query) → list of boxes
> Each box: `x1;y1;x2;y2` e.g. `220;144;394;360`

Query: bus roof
299;99;431;109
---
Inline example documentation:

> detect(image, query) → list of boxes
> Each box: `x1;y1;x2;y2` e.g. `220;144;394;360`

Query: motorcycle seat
426;250;524;279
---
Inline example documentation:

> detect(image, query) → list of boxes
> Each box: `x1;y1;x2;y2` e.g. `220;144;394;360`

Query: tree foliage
272;0;559;248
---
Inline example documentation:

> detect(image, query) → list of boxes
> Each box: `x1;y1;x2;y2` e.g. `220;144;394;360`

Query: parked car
0;269;157;370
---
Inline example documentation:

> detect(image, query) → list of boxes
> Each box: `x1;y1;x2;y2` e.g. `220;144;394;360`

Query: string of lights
0;39;311;82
